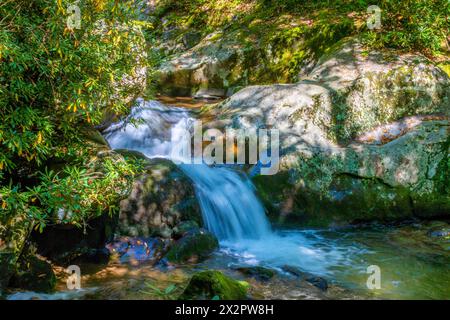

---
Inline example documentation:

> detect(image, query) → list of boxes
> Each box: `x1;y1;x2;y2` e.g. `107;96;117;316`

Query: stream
7;99;450;300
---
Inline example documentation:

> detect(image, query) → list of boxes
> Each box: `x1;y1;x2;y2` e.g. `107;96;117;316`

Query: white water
104;99;352;276
104;99;271;241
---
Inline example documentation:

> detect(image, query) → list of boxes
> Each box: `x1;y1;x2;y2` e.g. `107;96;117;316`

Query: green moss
165;229;218;263
179;270;248;300
438;63;450;78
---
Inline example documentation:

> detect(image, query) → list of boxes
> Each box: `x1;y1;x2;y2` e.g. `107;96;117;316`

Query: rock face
152;16;354;98
119;158;202;238
179;270;248;300
155;31;245;97
209;39;450;226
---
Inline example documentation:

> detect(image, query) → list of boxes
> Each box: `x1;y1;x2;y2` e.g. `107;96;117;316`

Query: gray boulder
119;158;202;238
209;39;450;226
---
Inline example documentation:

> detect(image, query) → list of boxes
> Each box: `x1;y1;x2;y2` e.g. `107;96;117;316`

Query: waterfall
104;99;271;241
104;99;353;276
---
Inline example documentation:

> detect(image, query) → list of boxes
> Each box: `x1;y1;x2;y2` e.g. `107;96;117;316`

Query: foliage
0;154;146;253
152;0;448;57
141;281;181;300
0;0;150;255
0;0;149;171
362;0;449;54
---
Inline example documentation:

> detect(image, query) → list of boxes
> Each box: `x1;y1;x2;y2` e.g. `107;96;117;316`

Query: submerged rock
281;265;328;291
427;227;450;238
179;270;248;300
165;229;218;263
236;266;276;282
107;237;169;265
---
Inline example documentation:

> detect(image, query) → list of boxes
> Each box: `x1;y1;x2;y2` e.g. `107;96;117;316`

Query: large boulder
152;13;355;97
155;31;245;97
254;120;449;226
208;39;450;226
118;158;202;238
210;40;449;144
179;270;248;300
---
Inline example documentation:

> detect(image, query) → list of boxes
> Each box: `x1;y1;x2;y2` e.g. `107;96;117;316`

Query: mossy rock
236;266;275;281
179;270;248;300
172;220;200;239
118;158;202;238
165;229;218;263
114;149;150;162
9;255;56;293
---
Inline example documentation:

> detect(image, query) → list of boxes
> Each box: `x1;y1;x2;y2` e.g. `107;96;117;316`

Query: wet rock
427;227;450;238
107;237;169;265
9;255;56;293
165;229;218;263
33;214;115;264
281;265;328;291
179;270;248;300
305;276;328;292
236;266;276;281
118;158;202;238
173;220;200;239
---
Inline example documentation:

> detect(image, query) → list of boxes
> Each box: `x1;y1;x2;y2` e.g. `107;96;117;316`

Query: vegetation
151;0;448;82
0;0;448;298
0;0;149;258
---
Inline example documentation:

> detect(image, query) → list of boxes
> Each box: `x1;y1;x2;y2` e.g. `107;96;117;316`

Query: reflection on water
210;221;449;300
7;220;448;300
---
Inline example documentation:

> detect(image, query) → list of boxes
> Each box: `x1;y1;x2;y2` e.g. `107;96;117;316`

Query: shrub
0;0;149;256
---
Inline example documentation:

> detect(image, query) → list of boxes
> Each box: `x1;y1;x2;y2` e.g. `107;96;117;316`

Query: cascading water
104;99;352;276
178;165;271;241
104;99;271;241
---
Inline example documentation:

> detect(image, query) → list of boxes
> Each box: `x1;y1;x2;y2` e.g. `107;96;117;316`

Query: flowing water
9;99;448;300
102;100;450;299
